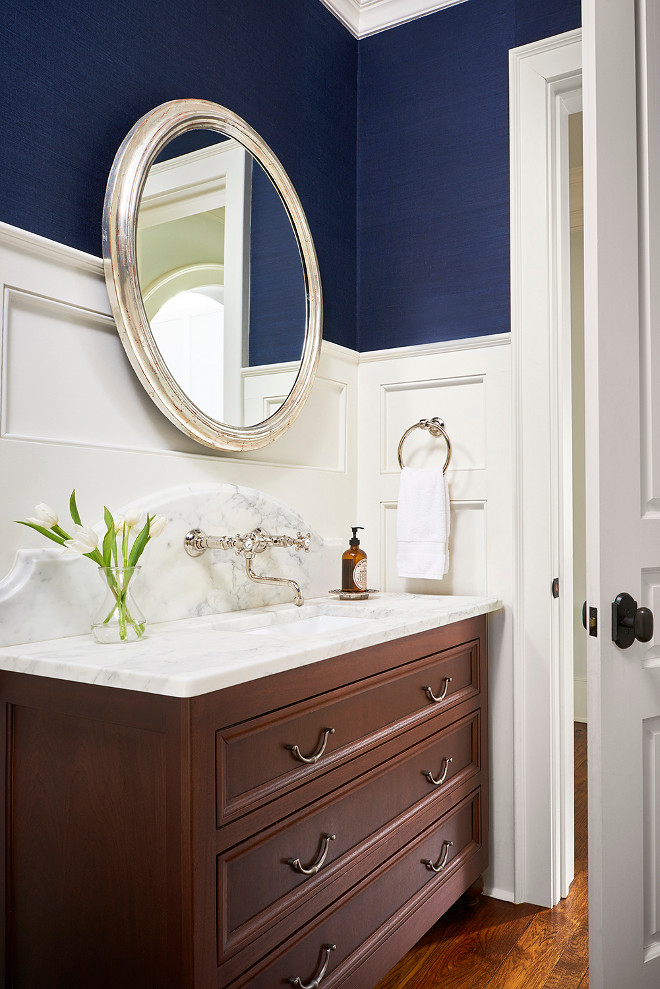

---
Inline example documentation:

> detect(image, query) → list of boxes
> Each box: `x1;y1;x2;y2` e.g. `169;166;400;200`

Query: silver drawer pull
288;833;336;875
423;839;453;873
423;757;453;787
289;943;336;988
287;727;335;764
424;677;452;704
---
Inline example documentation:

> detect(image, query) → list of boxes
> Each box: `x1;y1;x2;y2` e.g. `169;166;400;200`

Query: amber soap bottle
342;526;367;592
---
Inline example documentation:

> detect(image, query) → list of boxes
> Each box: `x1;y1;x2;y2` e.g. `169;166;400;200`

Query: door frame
509;28;583;908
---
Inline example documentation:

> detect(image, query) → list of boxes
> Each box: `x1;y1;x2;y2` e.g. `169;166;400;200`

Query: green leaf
121;522;129;568
85;549;106;566
127;516;151;568
69;489;82;526
102;508;116;569
15;520;67;547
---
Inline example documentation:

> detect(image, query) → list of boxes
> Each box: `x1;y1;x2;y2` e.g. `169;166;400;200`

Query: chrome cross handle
184;527;311;559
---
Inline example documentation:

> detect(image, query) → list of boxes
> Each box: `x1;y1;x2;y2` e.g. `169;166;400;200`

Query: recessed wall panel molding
2;288;182;453
641;568;660;667
0;223;355;470
381;375;486;474
638;1;660;517
239;374;349;471
381;499;486;595
644;716;660;956
0;223;358;580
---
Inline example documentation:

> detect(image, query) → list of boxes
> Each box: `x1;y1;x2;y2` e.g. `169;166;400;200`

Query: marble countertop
0;592;502;698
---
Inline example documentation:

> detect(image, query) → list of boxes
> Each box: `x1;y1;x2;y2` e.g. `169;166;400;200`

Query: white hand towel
396;466;450;579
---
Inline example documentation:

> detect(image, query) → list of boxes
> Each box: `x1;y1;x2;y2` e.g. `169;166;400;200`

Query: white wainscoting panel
358;335;514;901
380;499;487;595
2;288;174;451
240;359;349;471
0;223;358;581
381;375;486;474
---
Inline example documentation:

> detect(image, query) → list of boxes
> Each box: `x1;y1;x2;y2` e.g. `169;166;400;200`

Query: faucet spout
244;557;304;607
184;526;310;606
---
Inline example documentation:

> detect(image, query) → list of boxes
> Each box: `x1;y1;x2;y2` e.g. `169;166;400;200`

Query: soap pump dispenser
342;526;367;592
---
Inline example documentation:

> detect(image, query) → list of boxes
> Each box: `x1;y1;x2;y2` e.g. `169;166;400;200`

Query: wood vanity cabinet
0;614;488;989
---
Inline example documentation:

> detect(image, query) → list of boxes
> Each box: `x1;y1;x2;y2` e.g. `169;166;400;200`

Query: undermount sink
209;603;376;640
246;613;371;641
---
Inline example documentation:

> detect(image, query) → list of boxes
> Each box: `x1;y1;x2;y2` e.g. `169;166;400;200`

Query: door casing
509;28;582;908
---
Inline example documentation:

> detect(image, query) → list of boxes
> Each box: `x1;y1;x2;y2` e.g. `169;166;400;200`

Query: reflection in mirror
137;131;306;426
102;99;322;451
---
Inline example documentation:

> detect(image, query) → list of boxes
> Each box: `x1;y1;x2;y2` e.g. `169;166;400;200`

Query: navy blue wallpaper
357;0;581;351
0;0;357;351
1;0;581;355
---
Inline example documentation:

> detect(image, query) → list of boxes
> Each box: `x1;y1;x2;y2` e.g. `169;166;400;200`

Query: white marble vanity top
0;592;501;698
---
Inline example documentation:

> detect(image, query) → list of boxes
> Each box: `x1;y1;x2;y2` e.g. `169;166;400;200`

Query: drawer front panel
218;711;480;965
216;637;480;824
232;789;482;989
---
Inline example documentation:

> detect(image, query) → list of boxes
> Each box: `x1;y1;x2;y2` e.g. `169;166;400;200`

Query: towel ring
398;418;452;472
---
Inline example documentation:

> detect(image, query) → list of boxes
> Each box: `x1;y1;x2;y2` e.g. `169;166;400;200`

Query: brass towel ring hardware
398;417;452;472
423;757;453;787
288;833;336;875
287;727;335;764
424;677;452;704
423;840;454;874
289;944;336;988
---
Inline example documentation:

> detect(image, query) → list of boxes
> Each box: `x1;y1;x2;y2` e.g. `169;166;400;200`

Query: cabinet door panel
6;702;170;989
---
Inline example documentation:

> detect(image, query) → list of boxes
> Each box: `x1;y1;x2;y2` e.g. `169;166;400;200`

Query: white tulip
27;502;59;528
114;517;125;534
149;515;168;538
64;525;99;555
123;506;143;529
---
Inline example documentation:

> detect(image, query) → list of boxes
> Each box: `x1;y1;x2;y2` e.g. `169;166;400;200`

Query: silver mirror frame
102;99;322;452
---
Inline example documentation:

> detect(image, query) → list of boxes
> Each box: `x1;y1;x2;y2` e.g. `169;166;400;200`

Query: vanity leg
461;875;484;909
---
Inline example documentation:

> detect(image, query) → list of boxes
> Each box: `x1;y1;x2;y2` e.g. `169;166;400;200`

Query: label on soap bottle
353;559;367;591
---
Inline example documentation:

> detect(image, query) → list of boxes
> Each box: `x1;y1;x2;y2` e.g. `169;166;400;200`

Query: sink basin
246;614;371;641
209;603;376;640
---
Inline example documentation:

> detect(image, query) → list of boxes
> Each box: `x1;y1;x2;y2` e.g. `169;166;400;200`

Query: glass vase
91;566;146;643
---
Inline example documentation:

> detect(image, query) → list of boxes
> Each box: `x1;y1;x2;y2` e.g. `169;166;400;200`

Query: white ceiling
318;0;468;38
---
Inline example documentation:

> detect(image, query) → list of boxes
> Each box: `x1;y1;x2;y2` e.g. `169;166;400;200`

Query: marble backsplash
0;482;339;647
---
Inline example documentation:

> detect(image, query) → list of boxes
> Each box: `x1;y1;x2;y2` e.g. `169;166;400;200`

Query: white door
584;0;660;985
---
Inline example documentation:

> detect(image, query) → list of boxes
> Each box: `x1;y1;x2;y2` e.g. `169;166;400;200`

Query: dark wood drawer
217;710;481;974
231;788;483;989
215;636;480;825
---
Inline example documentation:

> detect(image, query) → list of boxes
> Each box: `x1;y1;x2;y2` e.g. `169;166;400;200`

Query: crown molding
318;0;468;38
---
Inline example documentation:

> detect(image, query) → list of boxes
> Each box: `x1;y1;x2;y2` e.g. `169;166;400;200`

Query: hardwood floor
374;723;588;989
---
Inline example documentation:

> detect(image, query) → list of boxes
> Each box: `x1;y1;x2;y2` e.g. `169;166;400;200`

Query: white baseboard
482;883;515;903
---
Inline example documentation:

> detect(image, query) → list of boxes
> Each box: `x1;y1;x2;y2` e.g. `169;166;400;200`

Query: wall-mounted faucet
184;527;311;606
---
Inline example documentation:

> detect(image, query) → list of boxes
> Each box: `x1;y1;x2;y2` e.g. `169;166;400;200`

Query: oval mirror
102;99;322;451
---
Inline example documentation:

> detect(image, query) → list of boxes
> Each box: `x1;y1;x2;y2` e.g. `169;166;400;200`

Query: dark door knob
612;592;654;649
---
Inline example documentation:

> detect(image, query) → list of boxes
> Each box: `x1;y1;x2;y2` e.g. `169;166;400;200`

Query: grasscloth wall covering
1;0;580;353
357;0;581;351
0;0;357;351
